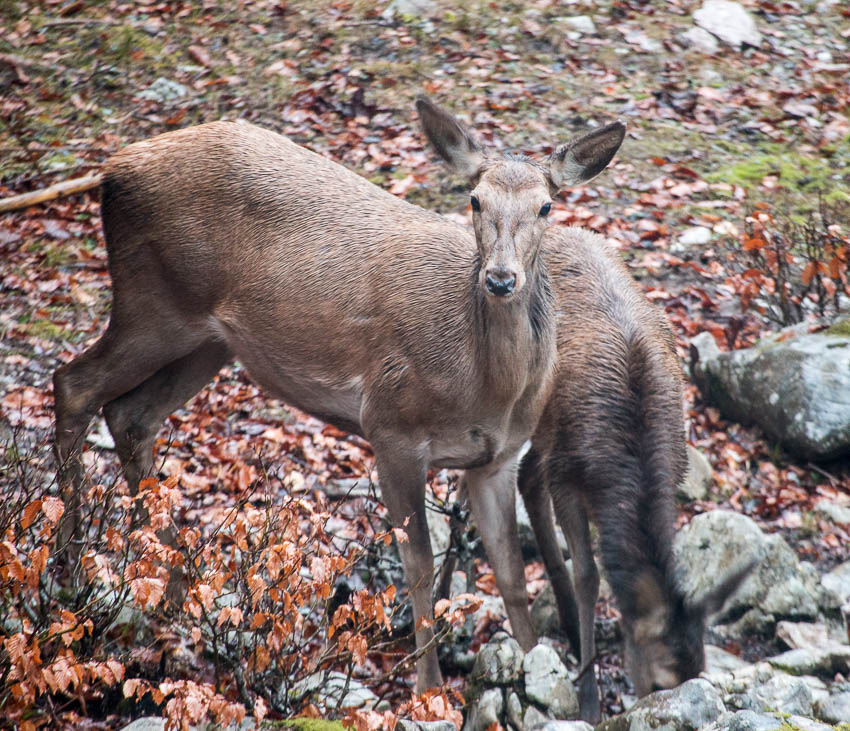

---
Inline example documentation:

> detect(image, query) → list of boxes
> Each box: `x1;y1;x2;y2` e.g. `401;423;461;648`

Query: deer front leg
465;456;536;652
370;440;441;692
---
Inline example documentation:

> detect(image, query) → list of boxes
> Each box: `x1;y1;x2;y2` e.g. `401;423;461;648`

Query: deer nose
485;267;516;297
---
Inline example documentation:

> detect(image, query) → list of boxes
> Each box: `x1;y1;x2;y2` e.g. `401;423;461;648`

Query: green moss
269;721;346;731
826;319;850;336
25;321;65;341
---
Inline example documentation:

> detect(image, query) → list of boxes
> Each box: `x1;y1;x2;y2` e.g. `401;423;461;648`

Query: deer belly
429;428;500;470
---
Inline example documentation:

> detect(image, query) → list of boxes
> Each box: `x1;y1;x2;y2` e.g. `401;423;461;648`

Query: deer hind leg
367;437;441;692
53;315;212;561
550;478;601;724
517;447;581;655
465;457;537;652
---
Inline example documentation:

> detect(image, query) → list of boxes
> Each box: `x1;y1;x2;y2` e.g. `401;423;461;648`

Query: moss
268;721;346;731
25;320;65;341
826;319;850;336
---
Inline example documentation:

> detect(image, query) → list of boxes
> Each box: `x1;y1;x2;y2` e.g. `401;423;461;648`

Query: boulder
522;645;579;720
465;688;504;731
733;672;814;716
821;560;850;604
674;510;820;626
398;723;457;731
472;632;525;685
559;16;596;35
705;644;751;673
816;691;850;724
693;1;762;49
768;645;850;677
597;679;725;731
814;499;850;525
690;328;850;461
119;720;166;731
681;27;720;55
285;670;377;711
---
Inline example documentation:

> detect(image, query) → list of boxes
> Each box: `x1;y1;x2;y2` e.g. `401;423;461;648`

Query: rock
472;633;525;685
381;0;436;19
822;560;850;604
427;506;451;569
817;691;850;724
506;690;524;730
531;582;562;638
539;723;593;731
690;327;850;461
466;687;504;731
814;499;850;525
523;705;551;730
119;720;165;731
705;644;751;673
286;670;377;710
599;679;725;730
776;621;830;650
522;645;579;720
137;77;188;103
678;445;714;501
768;645;850;677
398;722;456;731
559;16;596;35
674;510;820;625
682;27;720;54
704;710;786;730
693;1;762;49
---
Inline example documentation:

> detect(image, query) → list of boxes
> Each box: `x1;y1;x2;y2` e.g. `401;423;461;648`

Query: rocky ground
1;0;849;729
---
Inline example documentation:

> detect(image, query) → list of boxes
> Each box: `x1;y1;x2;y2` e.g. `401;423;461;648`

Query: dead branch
0;174;102;214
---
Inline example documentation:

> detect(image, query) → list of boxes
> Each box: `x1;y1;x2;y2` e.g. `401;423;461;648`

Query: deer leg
551;484;600;724
369;442;441;692
517;447;581;655
465;457;537;652
53;318;210;561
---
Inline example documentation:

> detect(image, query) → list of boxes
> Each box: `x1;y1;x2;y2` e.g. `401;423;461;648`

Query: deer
52;96;626;692
516;228;755;722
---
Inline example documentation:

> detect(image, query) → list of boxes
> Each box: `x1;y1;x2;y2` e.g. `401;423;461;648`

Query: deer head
416;97;625;299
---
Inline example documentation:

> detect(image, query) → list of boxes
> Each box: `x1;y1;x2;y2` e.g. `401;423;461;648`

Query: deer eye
470;195;481;212
539;202;552;217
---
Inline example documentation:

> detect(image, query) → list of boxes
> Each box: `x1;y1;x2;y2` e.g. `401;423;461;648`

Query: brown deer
52;97;625;691
517;229;754;722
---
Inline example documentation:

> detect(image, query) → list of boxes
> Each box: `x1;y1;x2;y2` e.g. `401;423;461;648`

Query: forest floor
1;0;849;727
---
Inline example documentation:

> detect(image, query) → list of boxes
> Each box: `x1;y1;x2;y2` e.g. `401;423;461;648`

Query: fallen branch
0;174;102;214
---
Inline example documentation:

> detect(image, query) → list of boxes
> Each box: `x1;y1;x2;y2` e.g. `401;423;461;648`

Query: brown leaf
188;45;212;68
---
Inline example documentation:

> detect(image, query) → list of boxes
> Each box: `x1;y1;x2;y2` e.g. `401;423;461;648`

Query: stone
768;645;850;677
119;720;165;731
693;1;762;49
690;327;850;461
776;621;830;650
814;499;850;525
539;723;593;731
397;722;457;731
506;691;524;730
678;445;714;501
523;705;551;730
137;77;188;103
522;645;579;720
674;510;820;625
598;679;725;730
682;27;720;54
531;582;563;638
467;688;504;731
704;710;785;730
426;505;451;570
705;644;751;673
472;633;525;685
817;691;850;724
559;16;596;35
285;670;377;710
822;560;850;604
381;0;436;19
731;672;813;716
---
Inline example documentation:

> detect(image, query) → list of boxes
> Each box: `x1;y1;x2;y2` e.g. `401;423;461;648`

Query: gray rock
426;505;451;570
704;710;785;731
822;560;850;604
506;691;524;730
137;77;188;103
691;327;850;461
381;0;436;19
531;582;562;638
674;510;820;624
768;645;850;677
559;16;596;35
678;445;714;501
775;621;830;650
286;670;377;710
814;499;850;525
522;645;579;720
398;722;457;731
523;705;551;730
730;672;813;716
705;644;751;673
119;720;165;731
682;27;720;54
466;687;504;731
472;633;525;685
782;717;835;731
598;679;725;730
693;0;762;49
539;723;593;731
817;691;850;724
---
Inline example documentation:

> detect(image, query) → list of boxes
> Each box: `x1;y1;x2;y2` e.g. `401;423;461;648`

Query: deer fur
518;229;754;722
52;98;625;692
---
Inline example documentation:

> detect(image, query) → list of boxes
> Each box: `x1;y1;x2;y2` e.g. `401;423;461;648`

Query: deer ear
691;558;758;619
548;121;625;191
416;96;485;181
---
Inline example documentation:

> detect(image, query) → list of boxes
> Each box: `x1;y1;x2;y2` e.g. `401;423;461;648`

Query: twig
0;174;102;214
42;17;124;28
